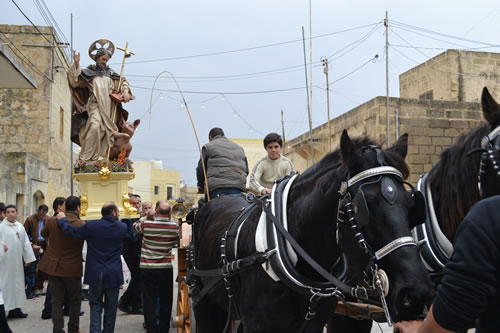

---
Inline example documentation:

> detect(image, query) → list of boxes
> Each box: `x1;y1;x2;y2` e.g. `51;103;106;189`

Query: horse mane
427;122;489;241
290;135;409;219
298;135;409;187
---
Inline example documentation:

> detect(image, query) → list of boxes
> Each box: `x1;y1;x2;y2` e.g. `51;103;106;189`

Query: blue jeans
209;188;242;199
24;264;35;296
88;277;120;333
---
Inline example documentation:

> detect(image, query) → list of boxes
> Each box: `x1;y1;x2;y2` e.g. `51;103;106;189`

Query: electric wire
10;0;53;45
35;0;71;59
129;52;377;96
125;24;381;82
391;24;471;50
389;27;488;78
115;22;382;65
221;94;264;135
10;0;70;67
126;60;324;83
390;20;500;48
329;54;379;85
327;23;382;60
0;32;53;82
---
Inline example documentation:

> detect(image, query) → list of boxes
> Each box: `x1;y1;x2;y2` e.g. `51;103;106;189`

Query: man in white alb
0;205;36;318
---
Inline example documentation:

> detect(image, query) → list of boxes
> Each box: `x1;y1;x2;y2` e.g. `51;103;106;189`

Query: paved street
5;249;396;333
7;290;177;333
7;293;393;333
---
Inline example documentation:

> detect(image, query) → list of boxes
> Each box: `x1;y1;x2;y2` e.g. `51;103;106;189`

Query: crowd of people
0;196;178;333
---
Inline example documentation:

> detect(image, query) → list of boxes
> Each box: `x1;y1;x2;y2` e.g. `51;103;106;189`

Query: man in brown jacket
24;204;49;296
39;196;85;333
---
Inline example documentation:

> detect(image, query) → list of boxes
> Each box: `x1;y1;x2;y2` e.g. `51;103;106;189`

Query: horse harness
188;147;422;327
478;124;500;196
413;123;500;278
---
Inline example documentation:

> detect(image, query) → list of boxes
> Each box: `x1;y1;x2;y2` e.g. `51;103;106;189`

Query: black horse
191;130;433;333
414;87;500;278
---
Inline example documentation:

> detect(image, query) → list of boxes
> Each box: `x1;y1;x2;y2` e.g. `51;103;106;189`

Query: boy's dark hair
65;196;81;212
263;132;283;148
52;197;66;213
0;202;5;213
209;127;224;138
101;204;118;217
5;204;17;212
38;204;49;213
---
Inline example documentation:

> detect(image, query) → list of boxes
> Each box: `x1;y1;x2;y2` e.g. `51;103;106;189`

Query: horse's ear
481;87;500;126
340;129;362;173
133;119;141;128
387;133;408;159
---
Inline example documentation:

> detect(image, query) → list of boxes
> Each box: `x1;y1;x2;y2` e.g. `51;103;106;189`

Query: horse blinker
408;190;426;229
352;190;370;227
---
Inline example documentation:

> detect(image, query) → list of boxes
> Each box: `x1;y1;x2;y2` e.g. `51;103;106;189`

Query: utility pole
302;26;315;164
70;13;74;196
281;110;286;154
385;10;390;146
322;57;332;152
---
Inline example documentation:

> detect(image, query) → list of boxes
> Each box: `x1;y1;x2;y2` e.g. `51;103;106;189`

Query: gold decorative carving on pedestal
80;195;88;216
122;192;138;215
99;167;111;181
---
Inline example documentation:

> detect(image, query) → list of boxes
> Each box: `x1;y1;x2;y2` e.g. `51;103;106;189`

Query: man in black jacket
118;194;143;314
395;195;500;333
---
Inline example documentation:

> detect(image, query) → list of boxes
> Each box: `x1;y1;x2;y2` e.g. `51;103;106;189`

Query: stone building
285;50;497;184
0;25;72;220
128;160;182;204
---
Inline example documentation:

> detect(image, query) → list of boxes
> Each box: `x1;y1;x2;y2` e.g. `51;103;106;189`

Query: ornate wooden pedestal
73;168;139;220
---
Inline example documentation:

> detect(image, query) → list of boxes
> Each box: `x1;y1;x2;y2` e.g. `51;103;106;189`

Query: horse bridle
336;165;419;326
478;124;500;196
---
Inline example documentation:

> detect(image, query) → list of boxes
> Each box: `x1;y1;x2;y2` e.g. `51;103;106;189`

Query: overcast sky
2;0;500;185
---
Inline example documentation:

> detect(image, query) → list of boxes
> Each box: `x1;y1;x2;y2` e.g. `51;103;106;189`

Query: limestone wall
400;50;500;103
0;25;72;211
285;97;482;185
0;152;48;221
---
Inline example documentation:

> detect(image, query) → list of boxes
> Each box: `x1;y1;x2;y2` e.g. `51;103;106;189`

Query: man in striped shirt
133;201;178;333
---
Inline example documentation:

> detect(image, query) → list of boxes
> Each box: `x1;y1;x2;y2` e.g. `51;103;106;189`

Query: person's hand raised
73;50;80;65
121;90;131;103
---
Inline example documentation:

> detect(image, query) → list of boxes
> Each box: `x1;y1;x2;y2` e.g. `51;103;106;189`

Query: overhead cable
114;22;382;65
390;20;500;48
10;0;53;45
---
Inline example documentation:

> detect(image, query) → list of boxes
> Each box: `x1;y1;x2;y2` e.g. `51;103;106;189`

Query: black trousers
0;304;12;333
49;276;82;333
120;255;142;308
141;268;173;333
43;283;69;316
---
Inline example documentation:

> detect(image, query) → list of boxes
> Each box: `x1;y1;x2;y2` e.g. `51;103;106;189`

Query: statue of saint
68;39;134;163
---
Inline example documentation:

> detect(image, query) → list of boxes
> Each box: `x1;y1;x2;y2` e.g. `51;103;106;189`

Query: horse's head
337;130;432;322
478;87;500;197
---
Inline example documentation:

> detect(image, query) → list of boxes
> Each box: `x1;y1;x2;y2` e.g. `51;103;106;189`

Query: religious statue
68;39;135;165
